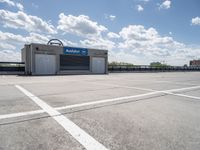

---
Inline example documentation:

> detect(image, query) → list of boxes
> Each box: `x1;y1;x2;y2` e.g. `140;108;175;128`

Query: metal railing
1;62;200;74
108;65;200;72
0;62;25;72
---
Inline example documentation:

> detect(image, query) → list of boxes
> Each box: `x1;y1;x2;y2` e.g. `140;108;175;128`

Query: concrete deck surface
0;72;200;150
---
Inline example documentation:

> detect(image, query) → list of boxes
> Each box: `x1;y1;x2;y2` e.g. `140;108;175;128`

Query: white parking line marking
49;85;200;111
164;85;200;92
0;110;45;120
15;85;108;150
88;81;200;93
1;85;200;121
0;91;160;121
92;82;200;100
119;78;197;86
165;93;200;100
87;82;154;92
55;91;161;111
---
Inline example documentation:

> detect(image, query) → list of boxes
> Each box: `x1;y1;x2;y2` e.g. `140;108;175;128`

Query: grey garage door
92;57;105;74
35;54;56;75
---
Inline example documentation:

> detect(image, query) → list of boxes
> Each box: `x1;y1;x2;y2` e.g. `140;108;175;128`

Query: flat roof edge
24;43;108;51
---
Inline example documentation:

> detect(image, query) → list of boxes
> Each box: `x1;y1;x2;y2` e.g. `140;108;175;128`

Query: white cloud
0;10;56;34
107;32;120;39
119;25;159;41
139;0;149;2
80;37;115;50
0;50;21;62
137;5;144;12
0;43;15;49
31;3;39;9
191;17;200;26
105;14;116;21
0;31;51;61
54;14;116;50
0;31;83;48
109;15;116;21
57;13;107;38
26;33;50;43
0;31;50;45
62;39;78;47
119;25;177;53
0;0;23;11
0;30;26;43
0;8;199;65
135;0;150;3
0;0;14;6
159;0;171;10
16;3;24;11
117;25;200;65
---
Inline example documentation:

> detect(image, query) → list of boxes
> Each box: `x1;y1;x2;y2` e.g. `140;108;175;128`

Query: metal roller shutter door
35;54;56;75
92;57;105;74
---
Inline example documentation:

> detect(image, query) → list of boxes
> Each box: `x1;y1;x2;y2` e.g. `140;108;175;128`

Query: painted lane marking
103;76;198;86
91;82;200;101
55;84;200;112
55;91;161;111
0;91;161;120
1;85;200;121
51;85;200;111
88;81;200;93
86;82;154;92
0;110;45;120
164;85;200;93
120;78;197;86
0;91;160;121
164;92;200;100
15;85;108;150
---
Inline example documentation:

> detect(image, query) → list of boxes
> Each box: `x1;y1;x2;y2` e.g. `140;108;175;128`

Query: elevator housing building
21;41;108;75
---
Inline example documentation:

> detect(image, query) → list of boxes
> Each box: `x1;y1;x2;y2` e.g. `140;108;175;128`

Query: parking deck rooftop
0;72;200;150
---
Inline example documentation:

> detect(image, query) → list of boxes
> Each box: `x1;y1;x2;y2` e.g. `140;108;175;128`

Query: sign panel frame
63;47;88;56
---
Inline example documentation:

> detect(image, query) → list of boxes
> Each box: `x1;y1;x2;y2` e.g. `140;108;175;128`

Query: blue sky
0;0;200;65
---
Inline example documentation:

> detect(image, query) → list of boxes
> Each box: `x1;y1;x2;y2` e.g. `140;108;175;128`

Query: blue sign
63;47;88;56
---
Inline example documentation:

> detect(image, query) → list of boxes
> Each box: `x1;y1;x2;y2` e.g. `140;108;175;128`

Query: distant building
190;60;200;67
